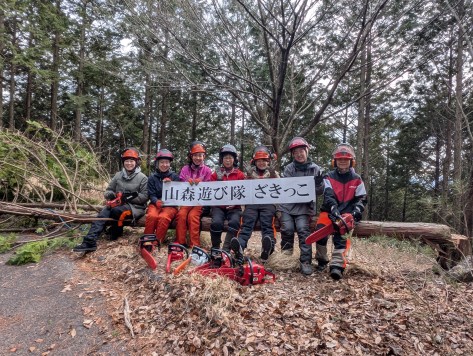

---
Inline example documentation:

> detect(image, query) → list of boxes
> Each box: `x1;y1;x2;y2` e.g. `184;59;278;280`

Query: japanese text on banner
162;176;315;206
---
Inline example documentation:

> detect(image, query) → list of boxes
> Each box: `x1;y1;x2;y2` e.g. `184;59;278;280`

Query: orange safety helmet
288;137;309;152
251;145;277;165
121;148;141;161
189;141;206;155
331;143;356;168
156;148;174;162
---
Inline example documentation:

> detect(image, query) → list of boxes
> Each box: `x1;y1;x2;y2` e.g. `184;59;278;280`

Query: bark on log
2;204;471;268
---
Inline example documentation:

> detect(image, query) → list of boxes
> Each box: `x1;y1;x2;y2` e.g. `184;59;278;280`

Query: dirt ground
1;229;472;355
0;249;127;355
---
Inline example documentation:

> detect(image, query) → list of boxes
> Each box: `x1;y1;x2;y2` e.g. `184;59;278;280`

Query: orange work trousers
175;206;203;247
144;203;178;243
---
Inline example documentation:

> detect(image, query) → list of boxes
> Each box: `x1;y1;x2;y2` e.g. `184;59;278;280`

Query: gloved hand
163;177;171;183
275;211;282;220
188;178;195;185
243;162;253;177
352;208;362;222
329;206;341;223
216;168;224;181
314;170;324;186
155;200;163;209
268;161;277;178
104;191;116;200
194;178;202;185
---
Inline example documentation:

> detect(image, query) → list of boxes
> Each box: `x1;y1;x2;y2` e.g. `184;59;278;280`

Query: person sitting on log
277;137;324;276
143;149;180;245
314;143;367;280
230;145;279;264
210;144;246;252
175;141;212;248
73;148;148;252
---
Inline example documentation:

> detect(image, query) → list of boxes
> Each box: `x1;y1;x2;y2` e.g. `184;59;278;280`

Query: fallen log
1;204;471;268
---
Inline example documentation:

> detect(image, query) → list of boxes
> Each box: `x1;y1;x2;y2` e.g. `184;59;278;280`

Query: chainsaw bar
305;213;355;245
138;234;160;270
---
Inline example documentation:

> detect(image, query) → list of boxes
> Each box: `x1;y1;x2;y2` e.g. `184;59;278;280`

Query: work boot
281;248;293;256
230;238;244;265
300;262;313;276
330;266;344;281
316;260;328;272
73;240;97;252
260;235;274;261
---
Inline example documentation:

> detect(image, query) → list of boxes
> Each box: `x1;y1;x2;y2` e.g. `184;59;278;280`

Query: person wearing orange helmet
230;145;279;264
73;148;148;252
210;144;246;251
144;149;180;244
278;137;324;275
314;143;367;280
175;141;212;247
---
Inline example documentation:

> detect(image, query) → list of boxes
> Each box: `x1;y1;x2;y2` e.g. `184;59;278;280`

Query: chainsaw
172;246;211;275
305;213;355;245
138;234;160;270
106;191;139;209
191;249;276;286
166;243;190;273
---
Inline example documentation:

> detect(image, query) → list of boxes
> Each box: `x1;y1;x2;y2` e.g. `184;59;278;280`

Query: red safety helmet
189;141;206;155
288;137;309;152
252;146;271;161
219;144;239;166
121;148;141;161
332;143;356;167
156;148;174;162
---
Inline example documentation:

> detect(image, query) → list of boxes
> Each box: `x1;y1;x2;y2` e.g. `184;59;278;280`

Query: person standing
315;143;367;280
278;137;324;275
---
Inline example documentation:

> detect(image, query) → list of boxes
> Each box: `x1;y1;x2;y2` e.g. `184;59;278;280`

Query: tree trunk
230;95;236;145
8;18;17;129
95;85;104;149
453;0;464;233
142;72;151;155
191;89;197;141
362;33;372;216
50;0;60;132
159;88;169;147
74;1;87;141
0;8;4;128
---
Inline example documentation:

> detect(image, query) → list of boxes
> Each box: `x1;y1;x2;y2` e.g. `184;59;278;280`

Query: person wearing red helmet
144;149;180;243
175;141;212;247
278;137;324;275
314;143;367;280
230;145;279;264
73;148;148;252
210;144;246;251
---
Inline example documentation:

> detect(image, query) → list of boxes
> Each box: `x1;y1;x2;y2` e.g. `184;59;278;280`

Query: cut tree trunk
1;205;470;269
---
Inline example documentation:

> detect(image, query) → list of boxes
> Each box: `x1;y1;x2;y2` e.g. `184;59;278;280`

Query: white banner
162;176;315;206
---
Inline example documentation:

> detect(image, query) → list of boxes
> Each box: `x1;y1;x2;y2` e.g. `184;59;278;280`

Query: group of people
73;138;366;280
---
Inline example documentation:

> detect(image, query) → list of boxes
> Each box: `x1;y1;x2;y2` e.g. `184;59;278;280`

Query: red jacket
211;168;246;209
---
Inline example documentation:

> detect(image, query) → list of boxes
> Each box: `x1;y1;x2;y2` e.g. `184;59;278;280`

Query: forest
0;0;472;238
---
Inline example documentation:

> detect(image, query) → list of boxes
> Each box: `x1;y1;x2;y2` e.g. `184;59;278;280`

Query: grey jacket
279;160;323;216
105;168;148;219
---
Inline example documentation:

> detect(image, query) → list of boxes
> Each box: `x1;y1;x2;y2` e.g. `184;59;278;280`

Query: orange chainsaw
305;213;355;245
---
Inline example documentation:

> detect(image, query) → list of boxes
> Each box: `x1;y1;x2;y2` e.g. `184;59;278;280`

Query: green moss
0;234;17;253
6;237;79;265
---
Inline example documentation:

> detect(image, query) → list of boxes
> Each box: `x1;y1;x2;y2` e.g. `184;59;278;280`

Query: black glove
314;170;324;186
122;191;138;202
352;208;362;222
329;206;341;223
104;191;116;200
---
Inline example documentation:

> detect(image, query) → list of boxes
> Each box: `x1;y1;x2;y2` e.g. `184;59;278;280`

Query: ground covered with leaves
70;230;473;355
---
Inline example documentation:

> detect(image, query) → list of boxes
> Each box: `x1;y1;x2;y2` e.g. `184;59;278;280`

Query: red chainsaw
305;213;355;245
138;234;160;270
191;249;276;286
166;243;190;273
